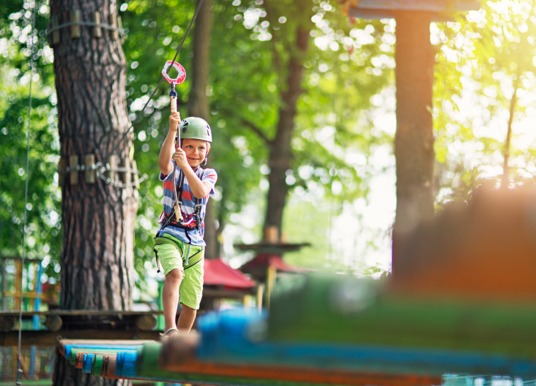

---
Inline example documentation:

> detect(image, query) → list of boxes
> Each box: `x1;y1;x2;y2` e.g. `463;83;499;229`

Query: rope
60;161;149;188
17;0;39;383
118;0;206;145
47;20;123;35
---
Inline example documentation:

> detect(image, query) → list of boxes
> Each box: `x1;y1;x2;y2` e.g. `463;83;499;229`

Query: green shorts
153;234;204;310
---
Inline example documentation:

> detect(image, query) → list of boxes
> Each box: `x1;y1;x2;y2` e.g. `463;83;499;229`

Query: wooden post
69;155;79;185
132;160;140;188
392;12;435;271
108;155;117;183
70;10;81;39
110;14;118;40
57;158;65;186
122;158;131;186
85;154;96;184
50;15;60;45
264;226;279;243
117;15;124;43
91;12;102;38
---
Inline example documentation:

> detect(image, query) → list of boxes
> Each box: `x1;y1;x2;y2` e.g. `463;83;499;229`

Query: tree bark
50;0;136;384
392;12;435;273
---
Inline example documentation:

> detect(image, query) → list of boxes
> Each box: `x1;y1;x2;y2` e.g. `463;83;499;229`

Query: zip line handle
162;60;186;142
171;87;180;144
170;82;178;114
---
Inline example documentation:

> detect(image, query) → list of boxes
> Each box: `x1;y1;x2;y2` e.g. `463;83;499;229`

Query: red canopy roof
239;254;305;282
204;258;256;289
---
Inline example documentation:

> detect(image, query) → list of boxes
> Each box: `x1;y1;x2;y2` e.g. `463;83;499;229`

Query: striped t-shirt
158;162;217;246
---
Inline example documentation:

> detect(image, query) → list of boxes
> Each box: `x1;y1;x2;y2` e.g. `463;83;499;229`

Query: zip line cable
16;0;39;384
118;0;206;146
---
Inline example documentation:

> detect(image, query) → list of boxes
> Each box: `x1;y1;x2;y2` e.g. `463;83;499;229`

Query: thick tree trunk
392;12;435;272
50;0;136;384
189;0;219;259
263;21;311;242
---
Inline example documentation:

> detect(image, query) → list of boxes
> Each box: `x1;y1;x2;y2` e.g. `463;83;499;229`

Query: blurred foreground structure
52;186;536;384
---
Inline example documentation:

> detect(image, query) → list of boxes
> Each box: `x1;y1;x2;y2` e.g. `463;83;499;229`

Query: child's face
181;138;210;168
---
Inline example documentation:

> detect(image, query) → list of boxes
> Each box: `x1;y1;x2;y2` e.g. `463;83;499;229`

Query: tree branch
240;117;273;146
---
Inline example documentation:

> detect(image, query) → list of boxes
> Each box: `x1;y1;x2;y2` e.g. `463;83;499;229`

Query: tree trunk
50;0;136;384
392;12;435;272
263;17;311;242
188;0;219;259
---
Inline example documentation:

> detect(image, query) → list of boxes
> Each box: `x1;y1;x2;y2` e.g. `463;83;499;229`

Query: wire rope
118;0;206;145
16;0;39;384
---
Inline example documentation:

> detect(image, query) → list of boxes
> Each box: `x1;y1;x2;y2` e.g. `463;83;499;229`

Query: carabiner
162;60;187;85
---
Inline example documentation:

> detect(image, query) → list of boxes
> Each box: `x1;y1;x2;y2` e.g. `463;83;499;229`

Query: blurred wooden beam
0;330;160;347
341;0;480;18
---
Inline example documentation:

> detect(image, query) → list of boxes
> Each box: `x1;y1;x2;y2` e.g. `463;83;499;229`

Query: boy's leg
177;248;205;333
154;235;185;334
177;304;197;333
162;268;183;332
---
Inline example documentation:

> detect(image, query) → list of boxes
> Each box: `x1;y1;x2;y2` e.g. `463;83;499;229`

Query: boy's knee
166;268;184;283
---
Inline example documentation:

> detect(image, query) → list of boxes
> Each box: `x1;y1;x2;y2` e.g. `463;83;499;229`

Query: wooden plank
345;0;480;19
69;155;78;185
0;309;163;317
85;154;96;183
0;330;160;347
0;309;162;333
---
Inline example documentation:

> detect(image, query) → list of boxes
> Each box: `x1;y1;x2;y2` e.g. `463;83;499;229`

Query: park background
1;0;536;384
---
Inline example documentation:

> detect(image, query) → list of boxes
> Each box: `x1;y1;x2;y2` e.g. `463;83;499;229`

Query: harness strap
154;168;206;273
161;167;205;230
154;235;204;269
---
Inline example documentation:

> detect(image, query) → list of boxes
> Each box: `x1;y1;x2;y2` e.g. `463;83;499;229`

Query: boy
154;110;217;337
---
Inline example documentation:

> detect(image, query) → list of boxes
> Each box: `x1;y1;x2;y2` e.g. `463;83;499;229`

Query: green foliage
0;3;60;282
434;0;536;199
0;81;61;278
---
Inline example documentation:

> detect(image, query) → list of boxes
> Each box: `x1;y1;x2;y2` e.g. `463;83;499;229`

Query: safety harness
159;168;204;234
154;167;205;273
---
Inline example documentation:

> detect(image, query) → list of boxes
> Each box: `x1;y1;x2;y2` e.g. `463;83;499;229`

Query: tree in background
210;0;390;248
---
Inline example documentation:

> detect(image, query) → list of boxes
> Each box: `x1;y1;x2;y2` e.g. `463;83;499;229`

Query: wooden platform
0;309;162;333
